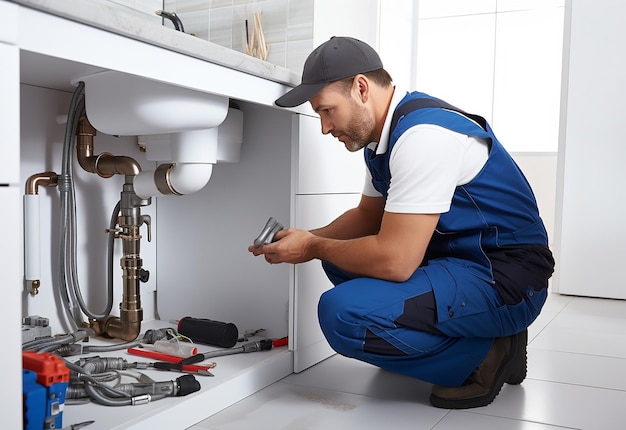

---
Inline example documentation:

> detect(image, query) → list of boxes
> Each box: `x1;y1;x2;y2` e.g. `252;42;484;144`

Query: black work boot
429;329;528;409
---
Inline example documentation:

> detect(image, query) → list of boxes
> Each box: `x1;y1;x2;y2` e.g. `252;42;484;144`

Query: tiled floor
189;292;626;429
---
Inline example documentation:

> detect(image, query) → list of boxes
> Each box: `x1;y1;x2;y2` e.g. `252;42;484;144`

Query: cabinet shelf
61;321;293;429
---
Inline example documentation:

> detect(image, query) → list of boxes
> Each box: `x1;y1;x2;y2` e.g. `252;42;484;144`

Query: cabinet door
0;40;21;429
292;193;361;372
0;43;19;184
0;186;23;429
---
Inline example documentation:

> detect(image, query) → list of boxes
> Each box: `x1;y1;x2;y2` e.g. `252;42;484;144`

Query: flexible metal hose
64;357;195;406
57;82;116;329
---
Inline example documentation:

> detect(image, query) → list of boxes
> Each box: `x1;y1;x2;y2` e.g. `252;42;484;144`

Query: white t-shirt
363;89;490;214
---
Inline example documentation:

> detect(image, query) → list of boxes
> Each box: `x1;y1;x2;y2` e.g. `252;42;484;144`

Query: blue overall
317;92;554;386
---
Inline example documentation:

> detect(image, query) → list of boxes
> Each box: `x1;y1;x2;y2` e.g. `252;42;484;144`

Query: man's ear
353;74;369;103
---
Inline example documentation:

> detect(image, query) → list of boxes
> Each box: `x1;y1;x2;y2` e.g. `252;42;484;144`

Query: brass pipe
91;204;145;341
76;109;147;342
76;112;141;178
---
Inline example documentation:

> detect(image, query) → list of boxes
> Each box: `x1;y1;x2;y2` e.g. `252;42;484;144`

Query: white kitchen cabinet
8;2;357;428
554;0;626;299
0;5;23;426
292;193;361;371
0;43;20;184
290;114;363;372
295;113;364;195
0;182;22;430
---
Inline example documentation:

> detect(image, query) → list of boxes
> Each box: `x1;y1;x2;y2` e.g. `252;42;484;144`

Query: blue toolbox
22;351;69;429
23;369;46;430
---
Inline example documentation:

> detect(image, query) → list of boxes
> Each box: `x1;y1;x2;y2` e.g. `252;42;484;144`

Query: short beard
342;100;375;152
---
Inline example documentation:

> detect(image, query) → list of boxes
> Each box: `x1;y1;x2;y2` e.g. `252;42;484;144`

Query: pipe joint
25;171;59;195
76;112;142;178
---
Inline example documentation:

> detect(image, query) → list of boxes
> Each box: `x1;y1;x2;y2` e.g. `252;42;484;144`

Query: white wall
512;152;558;247
413;0;563;248
415;0;564;153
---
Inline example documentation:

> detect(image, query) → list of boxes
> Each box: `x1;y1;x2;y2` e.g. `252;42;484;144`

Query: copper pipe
76;112;141;178
25;171;58;195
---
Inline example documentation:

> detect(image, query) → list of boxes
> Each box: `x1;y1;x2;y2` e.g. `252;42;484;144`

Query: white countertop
10;0;300;87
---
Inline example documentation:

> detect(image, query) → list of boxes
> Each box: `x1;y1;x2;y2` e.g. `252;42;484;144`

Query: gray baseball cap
275;36;383;108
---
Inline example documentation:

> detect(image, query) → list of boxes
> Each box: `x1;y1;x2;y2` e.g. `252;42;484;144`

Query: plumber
249;36;554;409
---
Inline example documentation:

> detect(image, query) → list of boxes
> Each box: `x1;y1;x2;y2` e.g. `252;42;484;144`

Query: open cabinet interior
20;59;297;429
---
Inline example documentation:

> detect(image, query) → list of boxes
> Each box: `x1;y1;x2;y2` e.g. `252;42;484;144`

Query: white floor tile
475;378;626;429
189;294;626;430
531;297;626;358
528;292;573;340
528;348;626;391
283;354;432;401
194;382;448;430
541;291;575;313
433;410;576;429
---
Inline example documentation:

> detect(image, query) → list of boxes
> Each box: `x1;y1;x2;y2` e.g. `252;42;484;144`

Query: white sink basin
74;70;229;136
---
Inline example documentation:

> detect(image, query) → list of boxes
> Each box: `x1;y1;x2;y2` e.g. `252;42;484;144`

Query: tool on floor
180;338;274;365
127;347;216;374
132;361;214;376
272;337;289;347
65;357;201;405
177;317;239;348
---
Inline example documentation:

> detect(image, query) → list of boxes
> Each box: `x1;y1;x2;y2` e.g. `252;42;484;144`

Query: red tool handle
272;337;288;347
127;347;183;363
127;348;215;373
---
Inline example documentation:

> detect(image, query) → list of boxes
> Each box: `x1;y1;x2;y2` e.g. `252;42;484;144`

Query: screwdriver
150;361;214;376
127;347;216;376
181;339;274;365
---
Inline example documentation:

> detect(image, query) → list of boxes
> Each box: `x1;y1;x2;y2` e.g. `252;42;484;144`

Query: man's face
309;81;375;152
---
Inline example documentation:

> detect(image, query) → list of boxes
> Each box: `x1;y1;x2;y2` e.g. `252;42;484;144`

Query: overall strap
390;97;488;135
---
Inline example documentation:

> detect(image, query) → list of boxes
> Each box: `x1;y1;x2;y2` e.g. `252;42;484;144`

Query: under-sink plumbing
75;109;152;341
24;82;152;341
92;179;151;341
24;72;240;343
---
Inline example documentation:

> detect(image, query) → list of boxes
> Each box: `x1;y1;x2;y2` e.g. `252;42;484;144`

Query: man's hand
248;228;316;265
246;195;439;282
